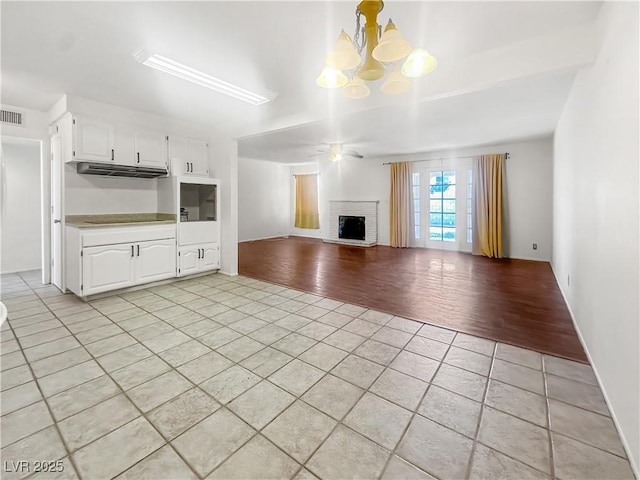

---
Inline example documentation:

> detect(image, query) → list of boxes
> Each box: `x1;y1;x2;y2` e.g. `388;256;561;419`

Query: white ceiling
1;1;603;162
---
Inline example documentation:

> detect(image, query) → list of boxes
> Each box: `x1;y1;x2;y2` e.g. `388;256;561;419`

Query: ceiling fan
307;143;364;162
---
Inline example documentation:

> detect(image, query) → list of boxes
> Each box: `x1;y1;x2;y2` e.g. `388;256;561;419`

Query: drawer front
82;225;176;247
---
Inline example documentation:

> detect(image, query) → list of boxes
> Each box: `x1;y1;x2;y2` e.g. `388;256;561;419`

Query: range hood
77;162;168;179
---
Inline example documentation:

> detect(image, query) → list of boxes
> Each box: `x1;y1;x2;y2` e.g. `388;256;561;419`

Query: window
467;169;473;243
429;170;456;242
412;172;420;239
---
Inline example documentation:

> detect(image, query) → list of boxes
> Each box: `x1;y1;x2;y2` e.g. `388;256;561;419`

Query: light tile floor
0;270;635;480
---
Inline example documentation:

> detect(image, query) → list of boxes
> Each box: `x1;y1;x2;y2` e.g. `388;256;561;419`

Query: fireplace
327;201;378;246
339;215;366;241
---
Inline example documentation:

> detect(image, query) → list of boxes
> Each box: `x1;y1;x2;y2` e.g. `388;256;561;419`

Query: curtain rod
382;152;510;165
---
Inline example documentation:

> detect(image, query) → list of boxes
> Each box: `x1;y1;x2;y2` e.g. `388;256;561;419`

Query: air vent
1;109;23;126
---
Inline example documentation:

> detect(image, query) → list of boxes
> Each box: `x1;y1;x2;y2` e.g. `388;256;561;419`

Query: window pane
414;199;420;212
430;213;442;227
430;172;442;186
430;227;442;241
467;169;472;184
443;200;456;213
467;229;472;243
413;172;420;184
443;185;456;199
443;227;456;242
430;200;442;212
415;225;420;239
430;188;442;199
467;214;472;229
442;213;455;227
413;186;420;199
414;212;420;226
443;171;456;185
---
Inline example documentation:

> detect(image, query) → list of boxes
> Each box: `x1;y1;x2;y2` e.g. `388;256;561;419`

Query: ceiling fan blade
344;152;364;158
307;151;327;157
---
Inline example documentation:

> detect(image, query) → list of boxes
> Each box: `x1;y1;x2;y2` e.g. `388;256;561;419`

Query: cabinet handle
111;149;114;161
137;152;140;163
131;245;134;257
190;162;194;172
201;248;204;258
197;248;200;259
137;245;140;256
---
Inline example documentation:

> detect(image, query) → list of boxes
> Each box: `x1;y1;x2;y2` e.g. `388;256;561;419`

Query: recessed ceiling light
134;51;276;106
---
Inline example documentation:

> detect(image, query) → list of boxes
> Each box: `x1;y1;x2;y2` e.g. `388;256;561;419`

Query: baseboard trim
219;271;238;277
239;235;288;243
550;263;638;478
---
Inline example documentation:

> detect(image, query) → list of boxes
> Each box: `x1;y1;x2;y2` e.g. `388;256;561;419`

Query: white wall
64;171;159;215
289;158;390;244
1;140;42;273
286;137;552;257
238;157;289;242
399;138;554;261
553;2;639;473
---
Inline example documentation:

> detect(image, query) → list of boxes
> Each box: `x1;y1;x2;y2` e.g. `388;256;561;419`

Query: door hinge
178;251;180;256
80;250;83;257
56;125;59;133
73;150;76;156
72;119;76;125
178;268;180;273
166;135;169;141
81;284;83;291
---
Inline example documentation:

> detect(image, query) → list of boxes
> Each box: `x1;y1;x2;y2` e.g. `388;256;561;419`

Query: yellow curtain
294;174;320;229
473;154;504;258
389;162;413;248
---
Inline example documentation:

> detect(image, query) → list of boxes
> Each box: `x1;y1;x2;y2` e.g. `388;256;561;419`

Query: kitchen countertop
65;213;176;228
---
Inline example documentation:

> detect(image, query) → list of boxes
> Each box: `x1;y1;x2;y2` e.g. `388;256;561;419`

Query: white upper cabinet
169;135;209;176
187;138;209;176
73;117;115;163
70;116;167;167
135;131;168;168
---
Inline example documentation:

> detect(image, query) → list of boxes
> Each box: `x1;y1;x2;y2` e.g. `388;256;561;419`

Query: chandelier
316;0;437;99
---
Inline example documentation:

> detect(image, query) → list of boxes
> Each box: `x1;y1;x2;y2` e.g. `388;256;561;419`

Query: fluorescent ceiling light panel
136;52;275;105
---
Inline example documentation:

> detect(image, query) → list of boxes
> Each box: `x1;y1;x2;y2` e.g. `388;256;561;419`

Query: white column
210;137;238;276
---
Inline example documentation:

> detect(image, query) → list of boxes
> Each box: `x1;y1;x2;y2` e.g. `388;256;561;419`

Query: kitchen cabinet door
82;244;135;296
135;131;167;168
188;138;209;176
73;117;115;163
200;243;220;271
135;239;176;283
169;135;190;175
178;247;199;277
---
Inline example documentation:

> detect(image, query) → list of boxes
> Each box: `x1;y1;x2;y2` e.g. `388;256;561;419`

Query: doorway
412;159;473;252
0;137;43;275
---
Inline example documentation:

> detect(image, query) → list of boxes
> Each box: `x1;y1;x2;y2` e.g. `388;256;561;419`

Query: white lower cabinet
66;225;177;297
178;242;219;276
81;239;176;296
82;244;135;296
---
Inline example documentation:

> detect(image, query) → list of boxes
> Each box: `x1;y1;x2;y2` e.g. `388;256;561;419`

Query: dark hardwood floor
239;236;587;363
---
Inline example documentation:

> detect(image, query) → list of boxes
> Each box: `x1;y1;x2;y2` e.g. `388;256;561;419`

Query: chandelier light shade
325;30;361;70
343;75;371;99
401;48;438;78
316;66;348;88
372;20;412;64
316;0;438;97
381;67;412;95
